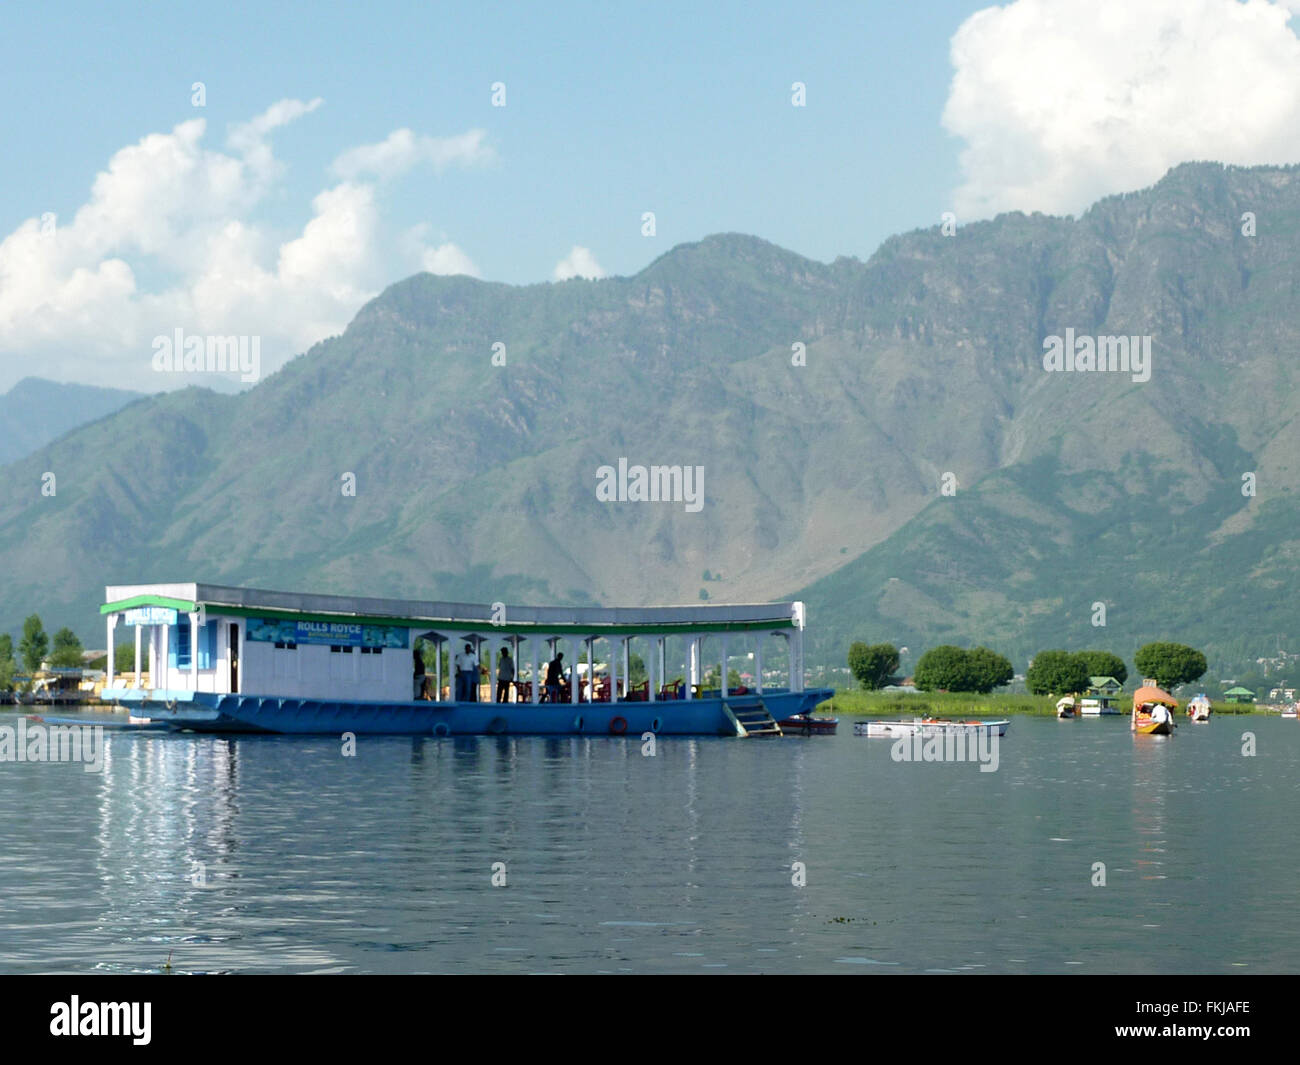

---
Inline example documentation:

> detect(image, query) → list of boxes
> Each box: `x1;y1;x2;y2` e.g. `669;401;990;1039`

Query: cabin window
167;620;218;670
170;623;192;669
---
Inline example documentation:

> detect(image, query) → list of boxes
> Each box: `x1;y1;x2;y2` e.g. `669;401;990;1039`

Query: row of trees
847;639;1208;695
0;616;84;690
847;641;1013;694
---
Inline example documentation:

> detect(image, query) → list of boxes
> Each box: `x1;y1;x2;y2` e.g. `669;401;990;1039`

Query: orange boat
1131;684;1177;735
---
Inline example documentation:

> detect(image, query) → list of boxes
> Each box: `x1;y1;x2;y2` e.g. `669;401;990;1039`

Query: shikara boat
1056;696;1079;719
1185;694;1211;722
1132;684;1177;735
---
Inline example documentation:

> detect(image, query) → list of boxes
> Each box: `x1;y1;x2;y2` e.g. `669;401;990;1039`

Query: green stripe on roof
101;594;198;615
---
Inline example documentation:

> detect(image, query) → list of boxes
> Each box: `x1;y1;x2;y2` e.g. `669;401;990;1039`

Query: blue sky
3;0;1300;390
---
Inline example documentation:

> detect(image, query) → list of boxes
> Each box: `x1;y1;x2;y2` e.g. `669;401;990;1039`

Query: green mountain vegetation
0;377;144;466
0;161;1297;680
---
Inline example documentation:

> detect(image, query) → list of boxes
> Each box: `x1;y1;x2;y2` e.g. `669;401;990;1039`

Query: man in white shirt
455;643;478;702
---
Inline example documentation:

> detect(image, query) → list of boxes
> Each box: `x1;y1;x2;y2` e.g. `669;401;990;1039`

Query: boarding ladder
724;695;783;737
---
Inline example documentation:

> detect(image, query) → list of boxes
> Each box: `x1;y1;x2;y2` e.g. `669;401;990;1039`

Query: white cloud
553;245;606;281
943;0;1300;219
421;242;480;277
330;128;493;181
0;103;484;391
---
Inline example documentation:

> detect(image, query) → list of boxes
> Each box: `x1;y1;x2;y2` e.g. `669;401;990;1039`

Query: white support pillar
609;637;618;704
622;638;630;699
721;634;729;698
153;624;165;691
658;638;666;695
792;628;804;692
434;633;442;701
648;638;657;703
686;638;698;700
106;614;117;689
755;638;764;695
189;612;200;691
530;637;540;704
570;638;581;705
159;624;169;690
134;624;143;687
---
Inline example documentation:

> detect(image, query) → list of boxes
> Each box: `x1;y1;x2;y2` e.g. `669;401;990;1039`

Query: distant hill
0;378;144;467
0;162;1297;679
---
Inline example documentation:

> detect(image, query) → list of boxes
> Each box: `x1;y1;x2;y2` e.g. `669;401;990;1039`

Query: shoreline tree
914;645;1013;693
1074;650;1128;686
1134;642;1207;692
19;615;48;673
847;642;900;690
1026;650;1090;696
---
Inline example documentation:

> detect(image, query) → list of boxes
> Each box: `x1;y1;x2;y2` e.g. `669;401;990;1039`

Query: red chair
658;681;683;700
626;680;649;702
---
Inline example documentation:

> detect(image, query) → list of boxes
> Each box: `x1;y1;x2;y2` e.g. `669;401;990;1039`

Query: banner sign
246;617;409;648
124;606;178;626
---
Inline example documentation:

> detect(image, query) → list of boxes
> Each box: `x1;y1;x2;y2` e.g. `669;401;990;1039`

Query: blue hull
104;688;834;736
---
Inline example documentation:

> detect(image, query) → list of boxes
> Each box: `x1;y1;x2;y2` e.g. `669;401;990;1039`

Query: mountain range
1;161;1297;676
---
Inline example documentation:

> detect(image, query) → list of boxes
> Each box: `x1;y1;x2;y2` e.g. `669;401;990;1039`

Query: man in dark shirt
544;652;565;703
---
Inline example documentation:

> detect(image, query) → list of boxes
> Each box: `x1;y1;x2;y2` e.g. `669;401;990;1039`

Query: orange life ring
609;715;628;735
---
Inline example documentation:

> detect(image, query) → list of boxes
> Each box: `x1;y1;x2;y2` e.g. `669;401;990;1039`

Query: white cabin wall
235;631;411;702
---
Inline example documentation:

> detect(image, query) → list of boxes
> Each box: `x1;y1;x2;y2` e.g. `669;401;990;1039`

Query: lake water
1;710;1297;974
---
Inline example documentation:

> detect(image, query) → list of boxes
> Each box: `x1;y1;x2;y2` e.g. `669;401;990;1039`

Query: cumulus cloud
421;242;480;277
553;245;606;281
330;128;493;181
943;0;1300;219
0;103;487;391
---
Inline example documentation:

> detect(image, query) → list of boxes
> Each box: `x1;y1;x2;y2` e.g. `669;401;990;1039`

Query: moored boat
1186;694;1211;722
1056;696;1079;718
777;712;838;734
96;582;831;737
1132;684;1177;735
854;717;1009;738
1282;702;1298;719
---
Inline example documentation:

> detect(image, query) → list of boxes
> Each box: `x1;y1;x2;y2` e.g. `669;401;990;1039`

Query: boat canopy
1132;684;1177;710
100;582;805;636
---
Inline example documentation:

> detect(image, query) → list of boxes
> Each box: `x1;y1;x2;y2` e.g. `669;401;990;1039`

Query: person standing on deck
543;652;565;703
497;647;515;703
455;642;478;702
413;645;427;700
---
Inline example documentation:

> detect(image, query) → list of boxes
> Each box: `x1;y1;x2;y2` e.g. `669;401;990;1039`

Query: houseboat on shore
98;582;830;737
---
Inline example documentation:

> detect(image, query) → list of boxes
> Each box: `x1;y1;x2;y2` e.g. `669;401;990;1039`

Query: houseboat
97;582;831;737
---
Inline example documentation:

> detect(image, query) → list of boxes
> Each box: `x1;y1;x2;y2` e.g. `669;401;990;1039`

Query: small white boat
1282;703;1298;719
1056;697;1078;719
855;717;1009;738
1186;694;1211;722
